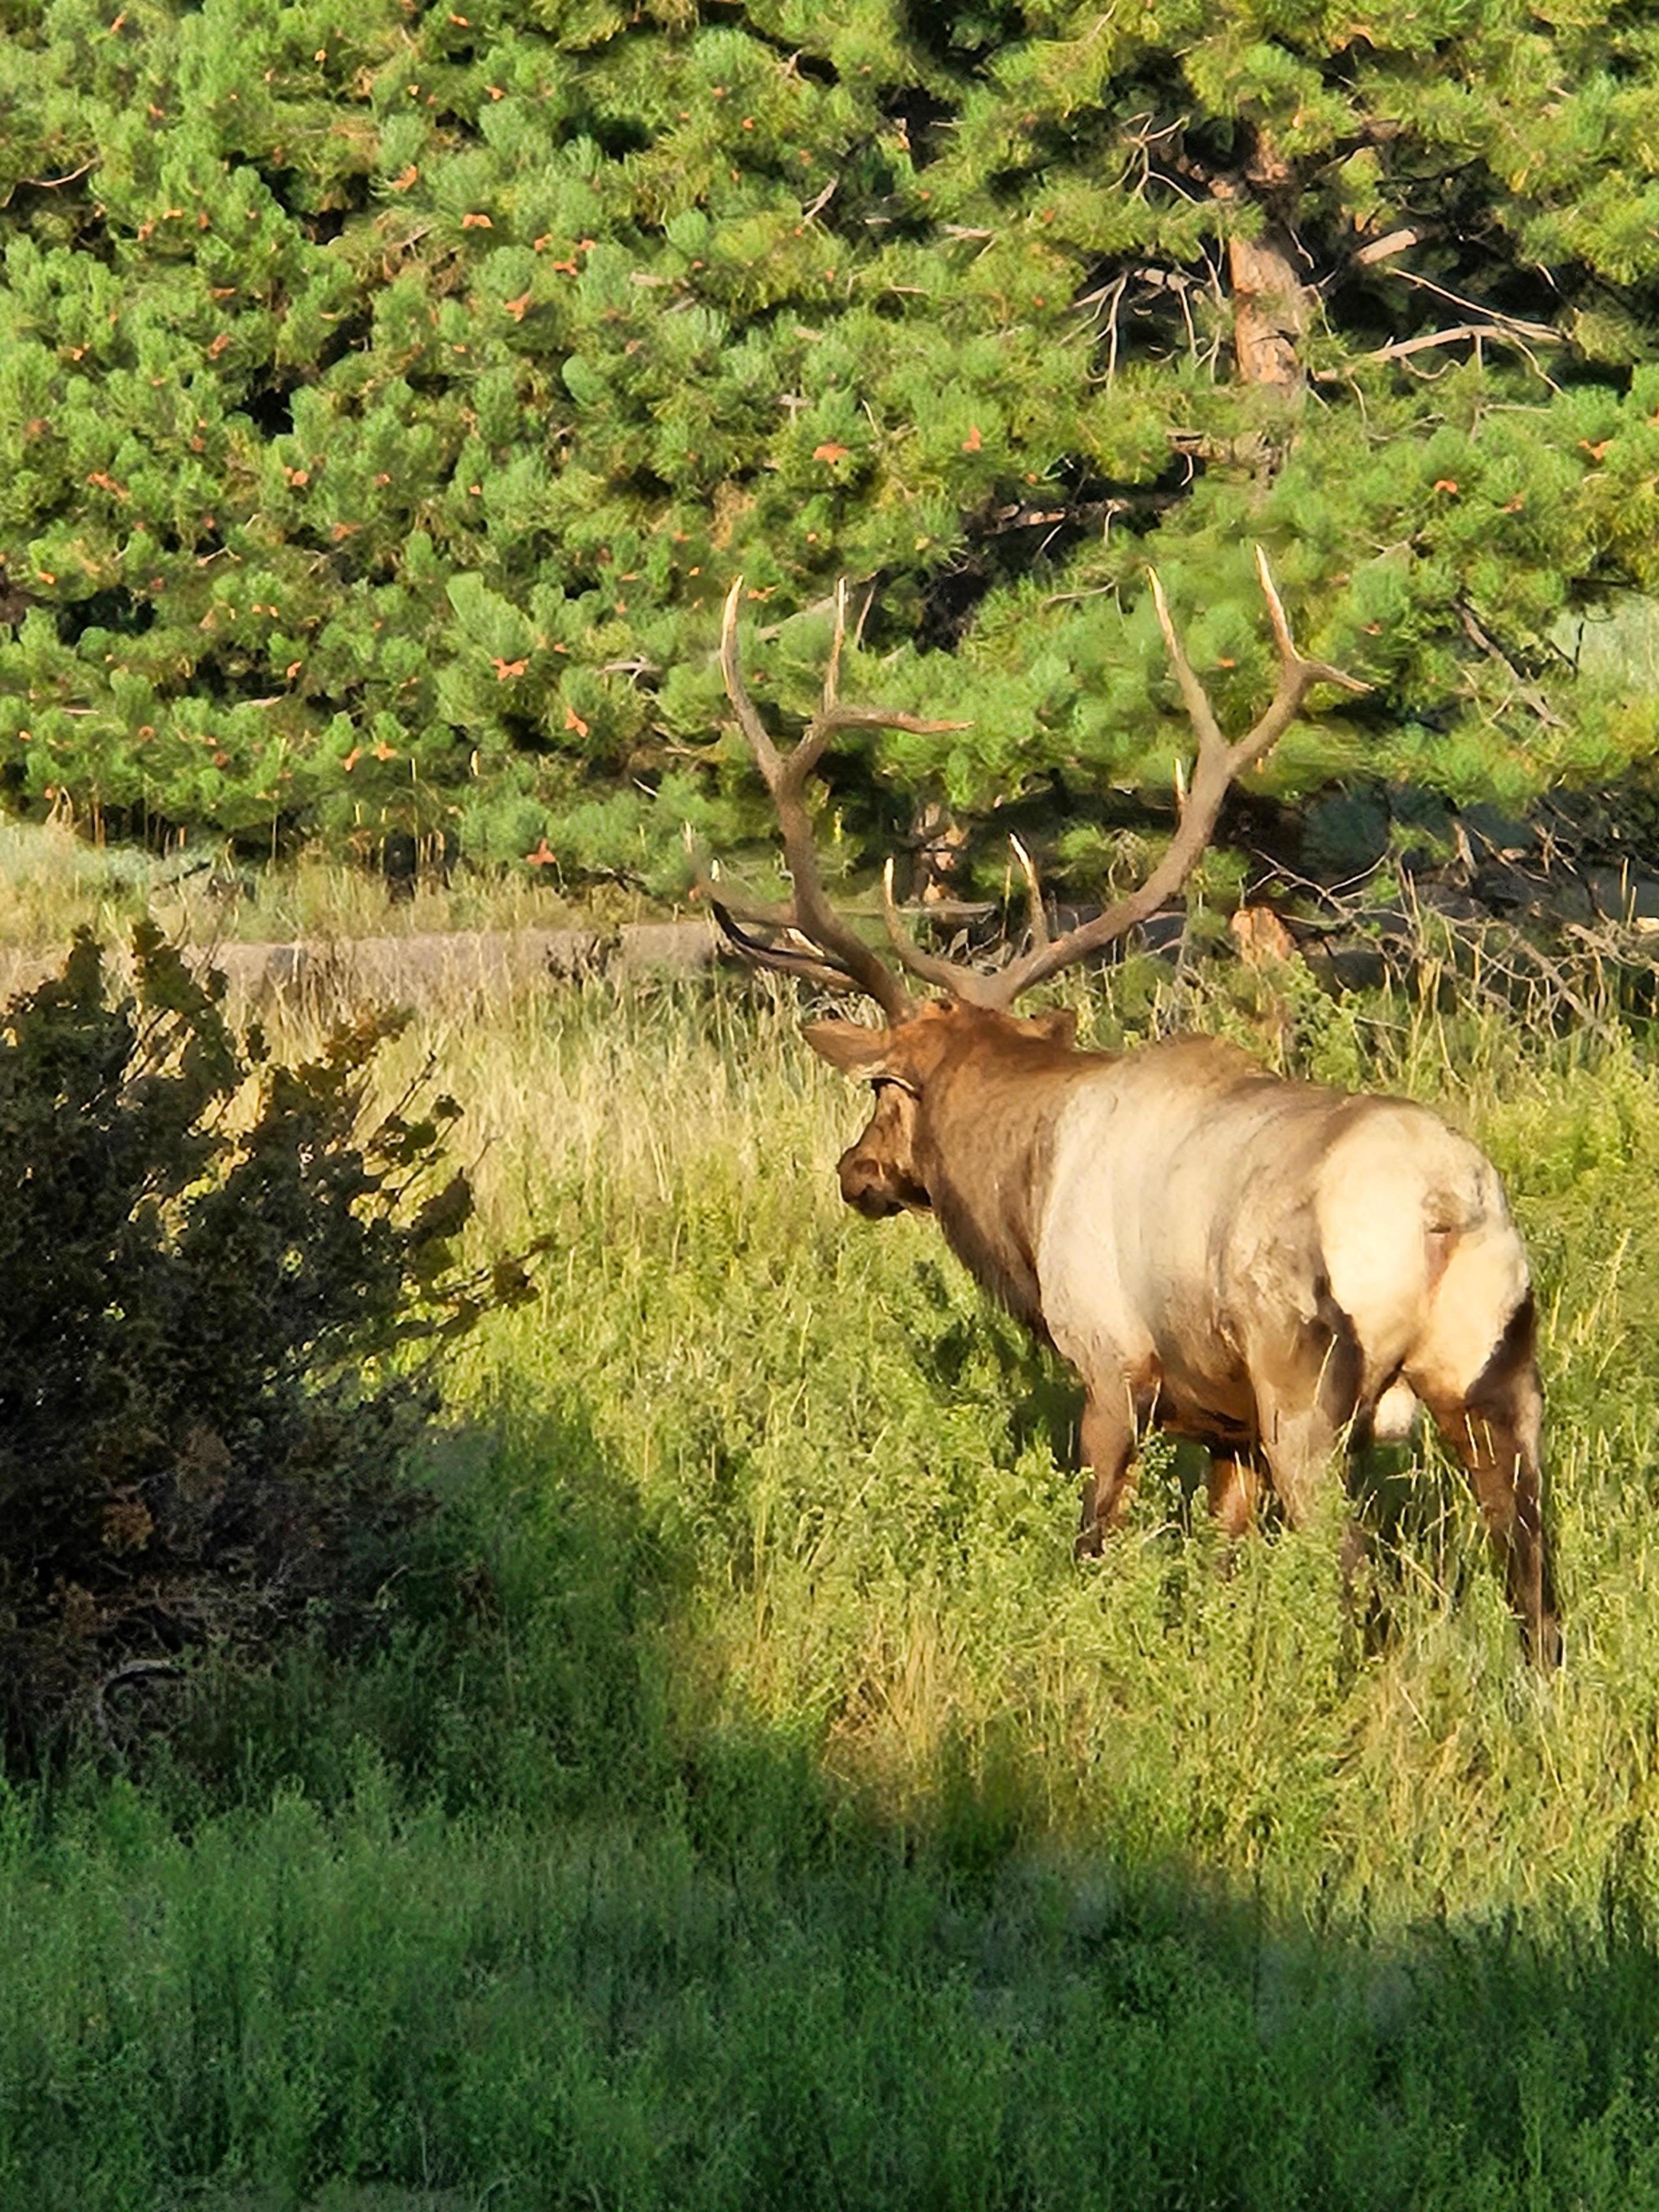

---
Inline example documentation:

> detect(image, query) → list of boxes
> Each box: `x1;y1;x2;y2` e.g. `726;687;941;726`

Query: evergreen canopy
6;0;1659;891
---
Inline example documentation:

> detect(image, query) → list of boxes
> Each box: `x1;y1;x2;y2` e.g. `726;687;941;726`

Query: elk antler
699;577;969;1024
879;545;1370;1007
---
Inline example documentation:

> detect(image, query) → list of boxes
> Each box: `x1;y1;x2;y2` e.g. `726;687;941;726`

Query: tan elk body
703;559;1558;1663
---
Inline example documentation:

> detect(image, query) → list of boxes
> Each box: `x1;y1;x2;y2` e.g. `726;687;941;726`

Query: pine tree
6;0;1659;895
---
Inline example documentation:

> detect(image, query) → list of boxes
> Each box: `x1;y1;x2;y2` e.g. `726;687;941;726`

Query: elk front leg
1076;1390;1137;1556
1253;1396;1344;1530
1251;1383;1380;1626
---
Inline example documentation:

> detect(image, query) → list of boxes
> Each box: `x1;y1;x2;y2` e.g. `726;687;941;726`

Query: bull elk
701;559;1559;1665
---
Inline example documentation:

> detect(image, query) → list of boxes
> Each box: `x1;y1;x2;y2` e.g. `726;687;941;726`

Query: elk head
697;557;1367;1213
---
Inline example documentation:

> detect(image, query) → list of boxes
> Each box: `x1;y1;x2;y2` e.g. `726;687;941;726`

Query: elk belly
1034;1068;1256;1420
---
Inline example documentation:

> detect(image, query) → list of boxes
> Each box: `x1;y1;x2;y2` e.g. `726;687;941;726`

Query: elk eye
870;1074;919;1100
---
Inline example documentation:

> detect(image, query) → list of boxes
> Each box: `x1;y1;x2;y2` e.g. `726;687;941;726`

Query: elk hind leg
1249;1298;1364;1533
1415;1296;1559;1668
1243;1298;1399;1637
1076;1390;1138;1557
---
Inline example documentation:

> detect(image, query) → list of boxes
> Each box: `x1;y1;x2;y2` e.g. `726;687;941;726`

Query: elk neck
911;1018;1098;1344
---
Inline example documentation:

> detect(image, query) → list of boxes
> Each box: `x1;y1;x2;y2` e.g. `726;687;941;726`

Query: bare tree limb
1353;225;1439;267
6;158;96;199
1371;264;1559;344
1368;321;1558;363
92;1658;184;1759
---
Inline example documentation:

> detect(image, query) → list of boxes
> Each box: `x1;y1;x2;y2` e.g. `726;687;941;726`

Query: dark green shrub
0;924;535;1755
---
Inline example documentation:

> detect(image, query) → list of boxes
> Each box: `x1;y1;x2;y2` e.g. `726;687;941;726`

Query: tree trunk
1227;228;1307;393
909;797;971;905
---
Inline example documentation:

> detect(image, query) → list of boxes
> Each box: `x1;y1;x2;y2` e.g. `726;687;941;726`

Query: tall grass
8;944;1659;2205
0;820;623;958
340;961;1659;1921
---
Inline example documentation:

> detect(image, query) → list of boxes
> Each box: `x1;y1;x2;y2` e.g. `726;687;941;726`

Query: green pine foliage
8;0;1659;888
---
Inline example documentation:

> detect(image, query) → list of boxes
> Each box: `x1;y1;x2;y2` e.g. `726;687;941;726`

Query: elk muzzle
836;1138;929;1219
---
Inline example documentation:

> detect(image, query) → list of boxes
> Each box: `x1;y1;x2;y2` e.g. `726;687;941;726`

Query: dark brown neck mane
914;1027;1097;1343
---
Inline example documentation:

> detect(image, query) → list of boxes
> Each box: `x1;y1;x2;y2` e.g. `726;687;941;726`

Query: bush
0;924;536;1756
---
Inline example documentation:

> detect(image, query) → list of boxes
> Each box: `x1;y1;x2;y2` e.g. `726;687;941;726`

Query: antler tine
709;901;876;999
1146;566;1227;763
1008;833;1050;952
719;578;785;790
976;552;1368;1008
1230;543;1370;773
730;573;968;790
1253;541;1296;664
703;884;796;931
712;576;992;1017
880;860;1005;1008
821;574;848;721
715;576;915;1022
682;820;798;933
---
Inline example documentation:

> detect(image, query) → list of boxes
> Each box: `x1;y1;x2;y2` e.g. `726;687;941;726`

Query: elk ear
801;1019;894;1077
1026;1006;1078;1048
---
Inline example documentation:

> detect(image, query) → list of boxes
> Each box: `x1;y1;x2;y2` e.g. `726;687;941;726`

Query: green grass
9;947;1659;2206
11;1773;1659;2212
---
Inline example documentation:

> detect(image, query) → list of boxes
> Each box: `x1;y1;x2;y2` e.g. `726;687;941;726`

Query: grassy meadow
0;819;628;961
9;863;1659;2205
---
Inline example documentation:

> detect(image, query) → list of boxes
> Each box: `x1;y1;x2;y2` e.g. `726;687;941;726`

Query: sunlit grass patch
0;821;618;960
